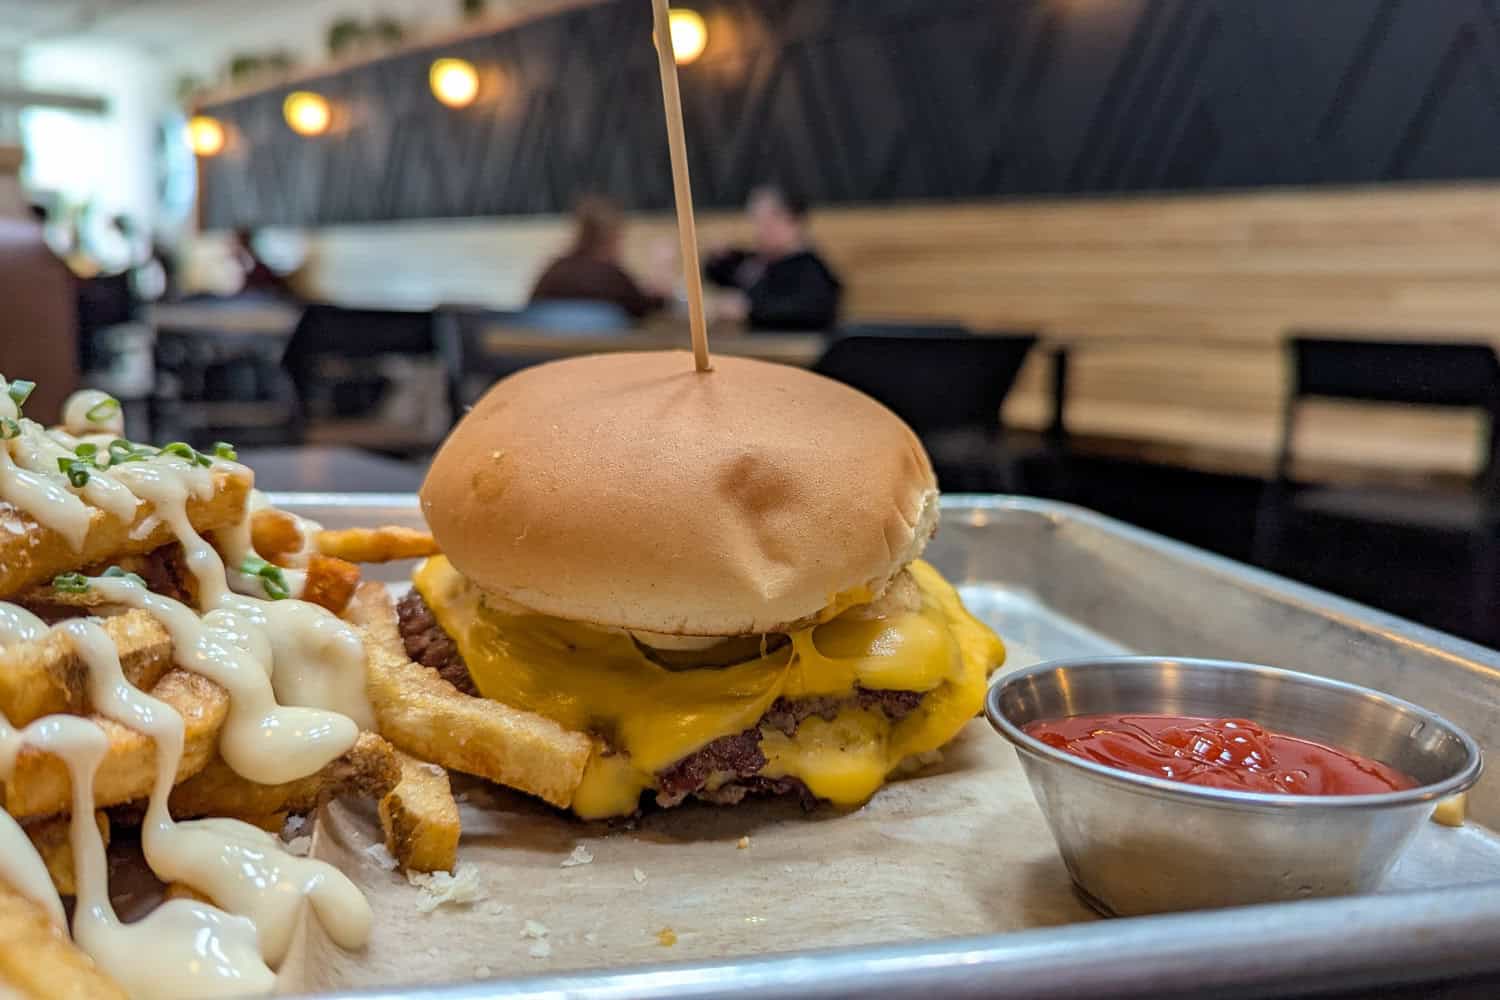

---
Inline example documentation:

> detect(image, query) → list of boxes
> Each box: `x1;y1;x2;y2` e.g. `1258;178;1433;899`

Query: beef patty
396;589;479;695
395;590;927;811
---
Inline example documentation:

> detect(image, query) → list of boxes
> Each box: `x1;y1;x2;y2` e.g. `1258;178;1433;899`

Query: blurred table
150;299;302;337
236;446;427;493
479;326;826;367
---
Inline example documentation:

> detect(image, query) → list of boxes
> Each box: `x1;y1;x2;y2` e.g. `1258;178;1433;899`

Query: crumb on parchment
408;863;486;913
561;844;594;868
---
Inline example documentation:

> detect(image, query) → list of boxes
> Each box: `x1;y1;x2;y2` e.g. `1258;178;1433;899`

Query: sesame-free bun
420;351;939;637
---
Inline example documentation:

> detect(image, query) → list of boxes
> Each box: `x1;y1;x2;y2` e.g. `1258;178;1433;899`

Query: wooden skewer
650;0;712;372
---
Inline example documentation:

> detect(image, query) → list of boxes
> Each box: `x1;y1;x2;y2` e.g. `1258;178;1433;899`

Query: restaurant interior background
1;0;1498;646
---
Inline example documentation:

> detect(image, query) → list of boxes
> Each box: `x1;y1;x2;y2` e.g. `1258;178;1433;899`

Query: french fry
317;526;440;564
22;547;199;611
93;548;197;607
152;731;400;823
346;583;591;809
0;611;173;728
5;671;228;819
240;813;290;833
0;880;127;999
23;813;108;897
380;752;460;874
301;554;362;615
250;509;305;566
0;467;249;599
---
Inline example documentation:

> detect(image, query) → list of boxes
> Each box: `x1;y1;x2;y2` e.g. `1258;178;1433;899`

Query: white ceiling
5;0;550;51
5;0;532;83
0;1;381;52
0;0;169;45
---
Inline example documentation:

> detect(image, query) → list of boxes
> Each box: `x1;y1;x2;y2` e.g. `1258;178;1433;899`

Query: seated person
705;185;842;331
233;227;299;299
530;196;667;320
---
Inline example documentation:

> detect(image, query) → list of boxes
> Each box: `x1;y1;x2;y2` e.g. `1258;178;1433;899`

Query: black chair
281;304;449;455
1254;336;1500;638
812;333;1038;492
432;306;536;414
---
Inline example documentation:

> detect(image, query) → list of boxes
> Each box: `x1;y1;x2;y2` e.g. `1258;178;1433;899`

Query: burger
401;350;1005;819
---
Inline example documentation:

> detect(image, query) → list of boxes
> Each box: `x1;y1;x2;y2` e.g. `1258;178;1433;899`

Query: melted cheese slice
414;557;1005;819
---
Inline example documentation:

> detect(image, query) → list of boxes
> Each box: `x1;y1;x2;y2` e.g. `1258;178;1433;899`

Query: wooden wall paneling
186;182;1500;479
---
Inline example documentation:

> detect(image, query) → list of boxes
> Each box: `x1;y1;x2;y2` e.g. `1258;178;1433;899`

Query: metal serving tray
275;493;1500;1000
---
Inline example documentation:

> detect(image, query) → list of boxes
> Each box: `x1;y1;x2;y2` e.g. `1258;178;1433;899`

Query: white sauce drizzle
223;597;375;731
0;387;378;998
106;462;374;730
0;602;46;645
11;421;140;523
91;578;358;784
68;617;369;975
0;808;66;929
0;434;93;551
60;619;276;998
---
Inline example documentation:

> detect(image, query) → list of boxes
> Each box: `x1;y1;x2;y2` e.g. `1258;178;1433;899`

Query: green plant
371;17;405;45
228;53;266;82
327;17;365;57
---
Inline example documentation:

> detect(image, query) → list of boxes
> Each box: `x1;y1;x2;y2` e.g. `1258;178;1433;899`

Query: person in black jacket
705;186;842;331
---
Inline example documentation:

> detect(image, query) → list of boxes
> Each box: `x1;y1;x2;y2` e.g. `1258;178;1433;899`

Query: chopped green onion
107;439;152;465
52;572;90;593
85;397;120;423
161;442;212;468
211;441;238;461
0;418;18;440
240;555;290;600
57;456;91;488
7;380;35;408
74;442;98;460
102;565;146;588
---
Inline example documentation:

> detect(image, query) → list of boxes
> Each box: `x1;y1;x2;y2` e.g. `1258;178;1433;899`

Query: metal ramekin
986;656;1484;917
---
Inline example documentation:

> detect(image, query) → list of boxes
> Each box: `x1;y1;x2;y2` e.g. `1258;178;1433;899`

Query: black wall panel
198;0;1500;227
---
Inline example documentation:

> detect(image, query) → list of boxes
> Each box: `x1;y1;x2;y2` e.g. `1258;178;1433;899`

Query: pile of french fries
0;486;594;998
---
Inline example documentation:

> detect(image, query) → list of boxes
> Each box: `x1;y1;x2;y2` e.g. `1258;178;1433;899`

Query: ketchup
1024;714;1415;795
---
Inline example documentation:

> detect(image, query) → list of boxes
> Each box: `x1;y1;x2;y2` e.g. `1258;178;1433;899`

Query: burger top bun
420;351;939;637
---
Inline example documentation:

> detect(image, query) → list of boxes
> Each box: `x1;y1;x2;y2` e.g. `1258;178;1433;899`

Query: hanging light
186;115;226;157
430;57;480;108
669;8;708;65
283;90;332;136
